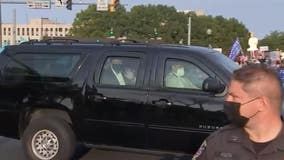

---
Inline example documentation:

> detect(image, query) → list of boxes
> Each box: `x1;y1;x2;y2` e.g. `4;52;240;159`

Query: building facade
1;18;72;46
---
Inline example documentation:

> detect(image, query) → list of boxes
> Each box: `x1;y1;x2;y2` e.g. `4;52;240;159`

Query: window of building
17;28;20;36
27;28;30;36
31;28;34;36
8;28;11;35
36;28;39;36
3;28;6;36
22;28;25;36
44;28;49;36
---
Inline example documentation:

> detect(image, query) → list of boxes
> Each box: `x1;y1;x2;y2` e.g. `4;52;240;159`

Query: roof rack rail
107;39;145;46
117;39;139;43
41;38;79;43
19;39;39;45
19;38;153;46
20;38;79;45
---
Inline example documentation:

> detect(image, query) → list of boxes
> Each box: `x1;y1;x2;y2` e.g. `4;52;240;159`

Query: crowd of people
235;53;281;68
234;52;284;83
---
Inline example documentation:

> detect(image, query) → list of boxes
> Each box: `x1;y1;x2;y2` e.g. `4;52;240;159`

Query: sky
1;0;284;39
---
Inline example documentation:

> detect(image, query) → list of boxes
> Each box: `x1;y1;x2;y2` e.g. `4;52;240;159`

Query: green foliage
70;4;128;38
259;31;284;51
70;4;250;54
126;5;188;43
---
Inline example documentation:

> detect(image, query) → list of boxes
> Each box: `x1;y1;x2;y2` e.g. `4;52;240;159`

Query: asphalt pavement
0;137;26;160
0;136;192;160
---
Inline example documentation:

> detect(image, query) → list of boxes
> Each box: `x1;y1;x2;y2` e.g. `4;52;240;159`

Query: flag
229;38;242;60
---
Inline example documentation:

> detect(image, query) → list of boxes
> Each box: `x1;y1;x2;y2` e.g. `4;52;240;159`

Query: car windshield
209;51;240;73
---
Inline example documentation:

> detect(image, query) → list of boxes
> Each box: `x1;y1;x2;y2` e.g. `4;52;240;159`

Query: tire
22;117;76;160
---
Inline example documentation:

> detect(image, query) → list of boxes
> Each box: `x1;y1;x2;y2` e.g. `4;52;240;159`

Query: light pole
206;28;212;48
187;16;191;45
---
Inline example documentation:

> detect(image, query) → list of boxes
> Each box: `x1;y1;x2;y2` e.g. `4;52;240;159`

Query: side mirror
202;77;225;93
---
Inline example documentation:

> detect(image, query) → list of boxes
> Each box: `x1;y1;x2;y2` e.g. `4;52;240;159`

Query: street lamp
206;28;212;48
188;16;191;45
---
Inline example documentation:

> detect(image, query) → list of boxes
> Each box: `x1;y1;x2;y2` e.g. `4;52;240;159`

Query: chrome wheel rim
31;129;59;160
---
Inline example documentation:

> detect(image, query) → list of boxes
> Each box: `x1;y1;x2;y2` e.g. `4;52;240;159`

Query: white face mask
176;67;184;77
125;69;135;80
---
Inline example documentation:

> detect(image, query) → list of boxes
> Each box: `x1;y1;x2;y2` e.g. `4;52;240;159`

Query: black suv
0;39;239;160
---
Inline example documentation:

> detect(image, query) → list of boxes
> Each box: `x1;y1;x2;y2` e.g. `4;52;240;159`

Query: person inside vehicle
165;62;198;89
192;64;284;160
101;58;126;85
124;67;137;86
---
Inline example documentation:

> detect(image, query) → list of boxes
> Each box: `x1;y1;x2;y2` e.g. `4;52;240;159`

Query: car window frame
154;52;226;95
163;58;210;90
94;50;147;89
2;51;85;79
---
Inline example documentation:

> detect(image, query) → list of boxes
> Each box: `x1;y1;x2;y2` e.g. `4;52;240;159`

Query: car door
0;53;20;138
83;50;150;148
146;52;228;154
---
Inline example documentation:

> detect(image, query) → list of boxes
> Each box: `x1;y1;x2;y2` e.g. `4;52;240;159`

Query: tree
70;4;128;38
259;31;284;51
70;4;249;54
189;15;248;54
126;5;188;43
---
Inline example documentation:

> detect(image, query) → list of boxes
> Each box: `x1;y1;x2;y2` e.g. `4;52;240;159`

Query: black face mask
223;97;259;128
223;101;249;128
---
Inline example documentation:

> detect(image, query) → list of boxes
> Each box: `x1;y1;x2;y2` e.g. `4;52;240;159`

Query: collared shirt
165;72;198;89
192;124;284;160
111;66;125;85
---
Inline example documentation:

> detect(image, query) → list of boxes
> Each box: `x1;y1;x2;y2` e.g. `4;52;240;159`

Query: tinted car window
99;57;140;86
4;53;80;78
209;51;239;72
164;59;209;90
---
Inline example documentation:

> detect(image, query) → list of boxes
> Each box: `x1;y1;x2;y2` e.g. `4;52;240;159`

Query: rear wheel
22;118;76;160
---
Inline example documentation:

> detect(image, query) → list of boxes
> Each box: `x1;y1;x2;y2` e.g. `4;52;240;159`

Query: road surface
0;136;192;160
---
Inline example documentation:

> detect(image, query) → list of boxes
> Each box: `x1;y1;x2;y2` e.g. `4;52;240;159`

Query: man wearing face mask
124;67;137;85
192;64;284;160
101;58;126;85
165;63;198;89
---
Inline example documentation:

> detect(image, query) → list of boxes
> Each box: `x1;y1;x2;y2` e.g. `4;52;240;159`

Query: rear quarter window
4;53;81;78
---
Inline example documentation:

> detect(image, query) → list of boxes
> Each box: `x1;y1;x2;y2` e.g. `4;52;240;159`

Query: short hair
232;64;283;108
